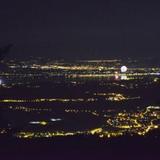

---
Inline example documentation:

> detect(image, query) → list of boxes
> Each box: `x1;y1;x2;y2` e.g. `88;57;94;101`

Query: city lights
0;58;160;142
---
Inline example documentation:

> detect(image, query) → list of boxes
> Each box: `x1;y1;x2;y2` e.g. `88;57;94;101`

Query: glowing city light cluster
10;106;160;139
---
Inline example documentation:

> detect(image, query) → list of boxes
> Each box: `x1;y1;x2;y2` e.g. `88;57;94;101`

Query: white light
114;72;119;80
120;66;128;73
50;118;62;122
0;79;3;85
115;75;119;80
29;121;40;124
121;75;128;80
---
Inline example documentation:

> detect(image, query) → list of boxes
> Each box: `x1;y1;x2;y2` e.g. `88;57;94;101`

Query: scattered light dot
115;75;119;80
114;71;119;80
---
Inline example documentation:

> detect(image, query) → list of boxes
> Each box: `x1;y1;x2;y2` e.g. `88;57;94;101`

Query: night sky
0;0;160;59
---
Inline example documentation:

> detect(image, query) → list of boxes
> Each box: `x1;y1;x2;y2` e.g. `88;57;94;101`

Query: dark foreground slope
0;130;160;160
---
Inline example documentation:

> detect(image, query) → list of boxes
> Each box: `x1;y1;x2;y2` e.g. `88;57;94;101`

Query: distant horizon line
3;56;160;61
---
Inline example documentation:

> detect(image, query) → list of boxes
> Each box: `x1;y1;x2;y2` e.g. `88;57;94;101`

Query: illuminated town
0;58;160;140
2;0;160;159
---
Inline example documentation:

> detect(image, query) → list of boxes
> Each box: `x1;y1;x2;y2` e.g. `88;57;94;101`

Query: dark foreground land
0;131;160;160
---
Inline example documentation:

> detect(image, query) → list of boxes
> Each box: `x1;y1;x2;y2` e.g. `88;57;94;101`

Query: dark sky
1;0;160;59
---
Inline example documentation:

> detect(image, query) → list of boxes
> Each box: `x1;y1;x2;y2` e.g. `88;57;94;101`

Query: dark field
1;132;160;160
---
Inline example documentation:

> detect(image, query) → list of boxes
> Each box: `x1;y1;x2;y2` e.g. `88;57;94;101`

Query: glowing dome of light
120;66;128;73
